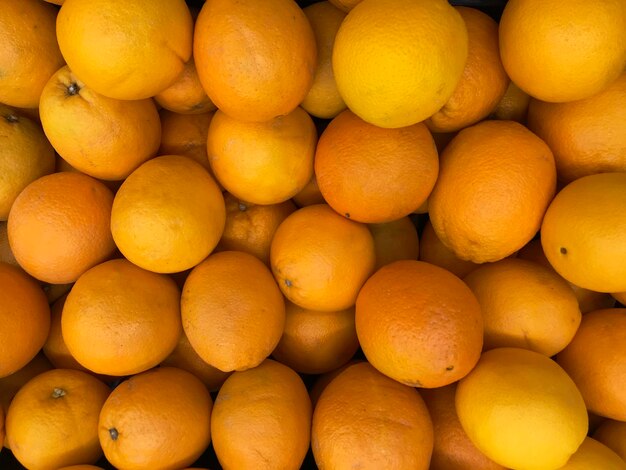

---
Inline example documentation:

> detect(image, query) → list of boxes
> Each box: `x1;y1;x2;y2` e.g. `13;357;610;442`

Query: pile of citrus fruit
0;0;625;468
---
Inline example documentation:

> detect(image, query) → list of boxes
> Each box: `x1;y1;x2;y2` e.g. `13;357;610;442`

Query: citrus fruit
300;2;347;119
62;258;182;376
490;81;531;122
292;175;326;207
332;0;468;128
420;384;506;470
425;6;509;133
314;109;439;223
418;219;480;278
7;172;116;284
182;251;285;372
456;347;589;470
211;359;311;470
158;110;214;173
215;194;296;265
0;353;53;416
429;120;556;263
368;216;419;270
594;419;626;462
0;104;55;220
160;331;231;392
5;368;110;469
517;238;617;314
0;262;51;378
463;258;581;356
39;66;161;181
312;362;434;469
527;73;626;184
328;0;362;12
556;437;626;470
270;204;376;311
541;172;626;293
207;107;316;205
271;301;359;375
99;367;212;470
356;260;483;388
556;308;626;420
56;0;193;100
111;155;225;274
154;58;216;115
194;0;316;122
0;0;65;108
499;0;626;102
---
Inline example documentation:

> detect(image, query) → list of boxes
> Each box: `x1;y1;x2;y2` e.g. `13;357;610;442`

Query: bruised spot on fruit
51;387;66;399
109;427;119;441
66;82;80;97
446;365;454;371
560;247;568;255
285;279;293;288
4;113;18;123
345;213;350;218
238;202;247;212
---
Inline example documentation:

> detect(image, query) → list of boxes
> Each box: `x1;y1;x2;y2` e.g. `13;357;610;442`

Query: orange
315;109;439;223
57;0;193;100
7;172;116;284
425;7;509;133
300;2;347;119
0;104;55;220
490;81;531;122
328;0;361;12
270;204;376;311
0;353;53;416
207;107;316;205
332;0;468;128
368;216;419;270
420;384;506;470
312;362;434;469
62;258;181;376
0;222;19;267
194;0;316;122
517;238;616;314
160;331;231;392
5;368;110;469
154;58;216;115
58;467;104;470
499;0;626;102
594;419;626;461
99;367;212;470
541;172;626;293
43;294;89;373
271;301;359;375
211;359;311;470
0;0;65;108
308;359;363;407
356;260;483;388
215;194;296;265
291;175;326;207
557;437;626;470
158;110;215;173
182;251;285;372
111;155;225;274
418;219;480;278
613;291;626;305
527;74;626;184
429;120;556;263
456;347;588;470
0;263;51;378
463;258;581;356
557;308;626;420
39;65;161;181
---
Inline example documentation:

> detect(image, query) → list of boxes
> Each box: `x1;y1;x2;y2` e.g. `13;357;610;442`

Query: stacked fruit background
0;0;625;469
